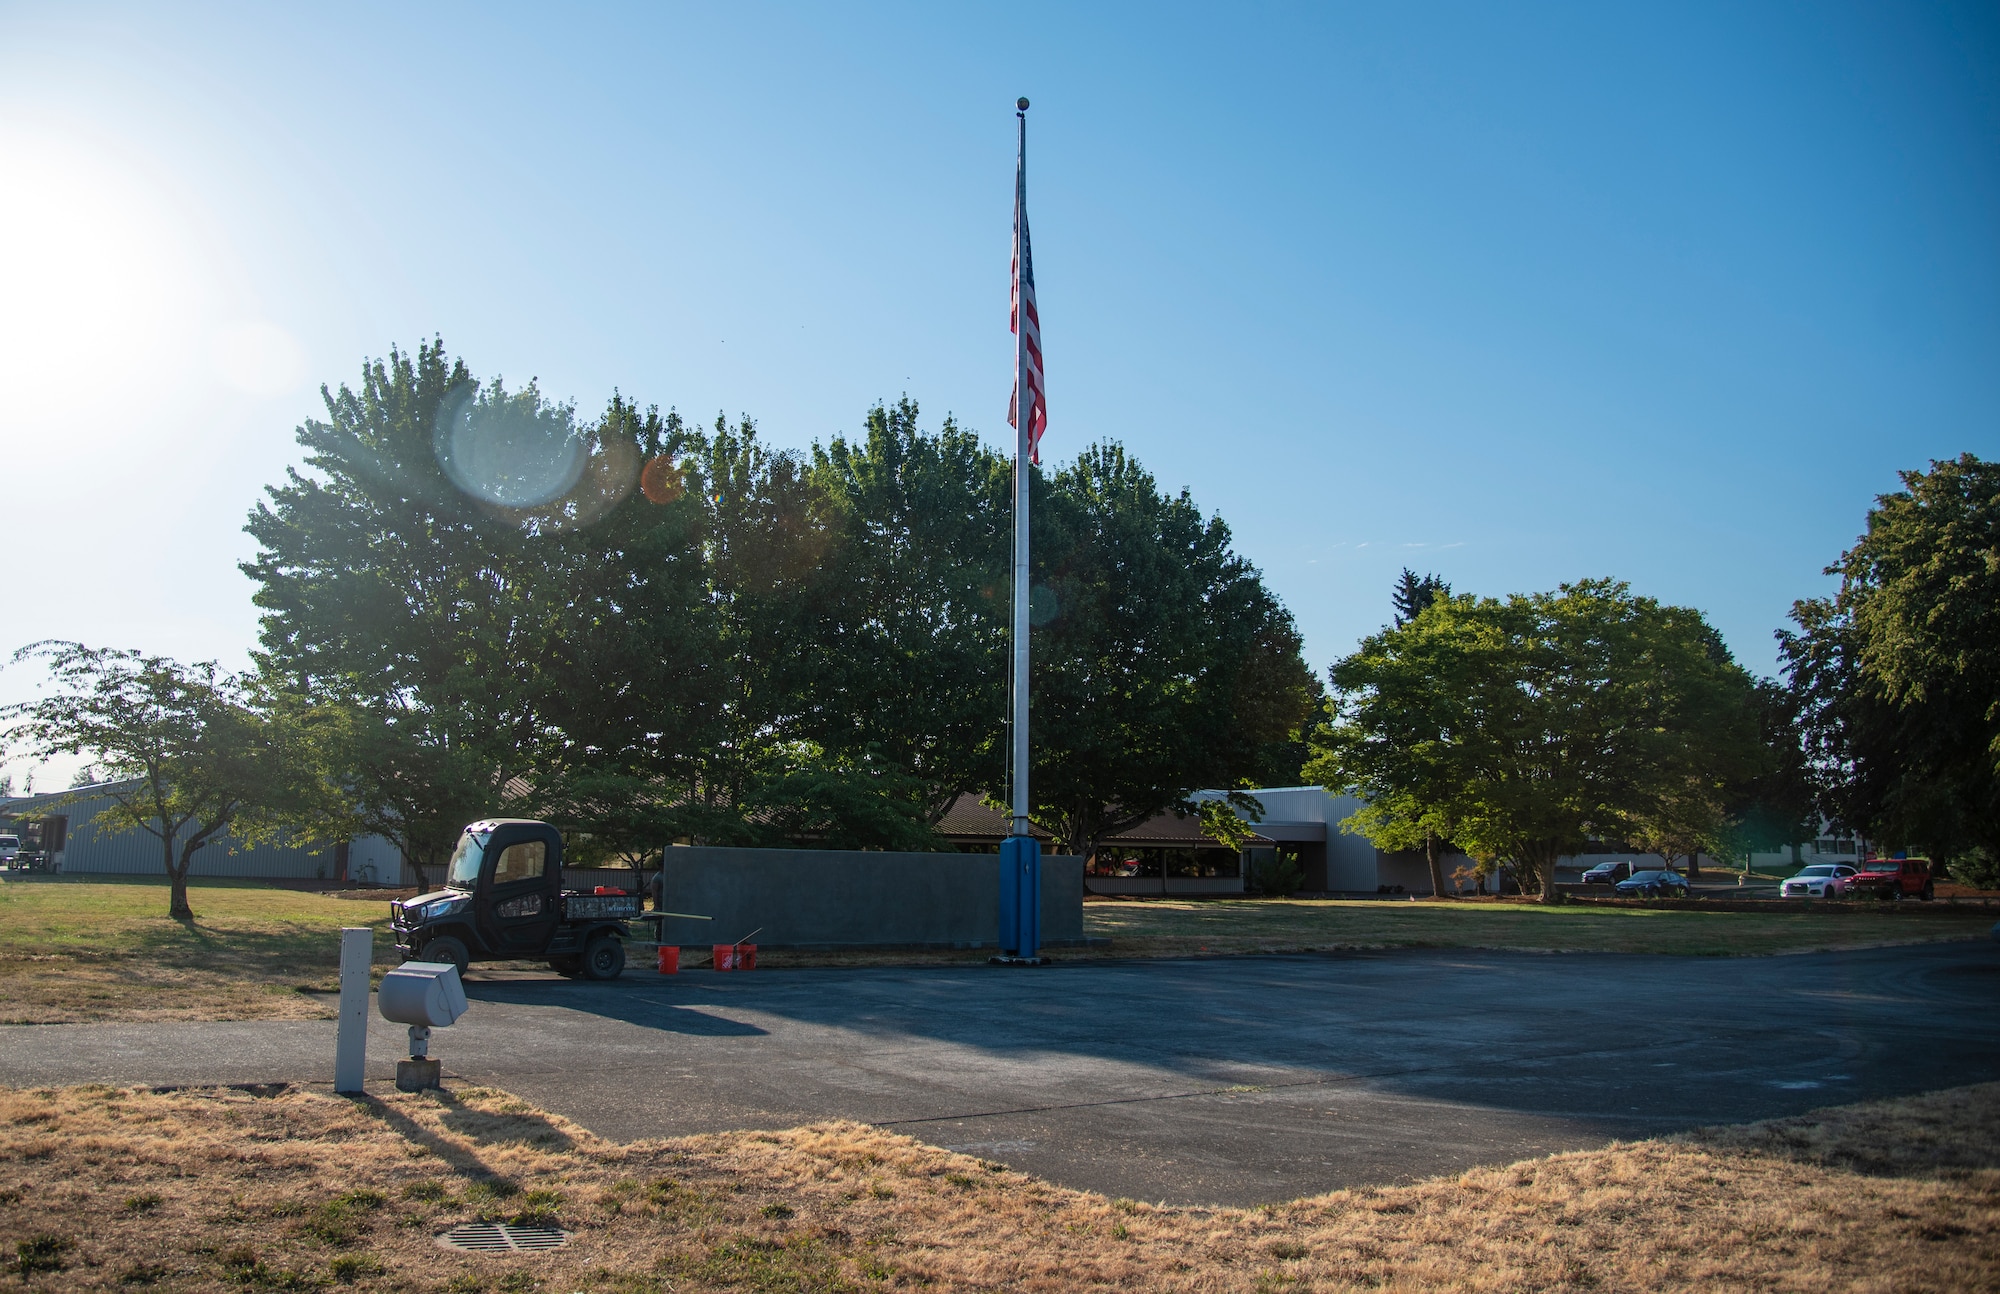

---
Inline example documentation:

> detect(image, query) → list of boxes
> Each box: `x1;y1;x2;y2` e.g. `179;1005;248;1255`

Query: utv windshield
446;831;489;889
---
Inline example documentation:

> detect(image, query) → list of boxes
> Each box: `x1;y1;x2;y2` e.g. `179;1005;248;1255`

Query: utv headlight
424;895;472;920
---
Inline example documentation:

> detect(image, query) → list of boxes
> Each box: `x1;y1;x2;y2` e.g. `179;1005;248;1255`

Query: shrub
15;1234;72;1274
1248;853;1304;895
328;1255;384;1283
1946;847;2000;890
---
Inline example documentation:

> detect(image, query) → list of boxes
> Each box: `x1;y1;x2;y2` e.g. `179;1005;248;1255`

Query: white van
0;835;19;866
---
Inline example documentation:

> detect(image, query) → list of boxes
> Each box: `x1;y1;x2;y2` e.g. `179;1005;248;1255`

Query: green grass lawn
1080;896;1997;958
2;876;1991;1023
0;875;401;1024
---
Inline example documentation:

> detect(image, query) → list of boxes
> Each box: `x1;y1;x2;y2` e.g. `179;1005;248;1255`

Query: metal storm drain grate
436;1222;570;1253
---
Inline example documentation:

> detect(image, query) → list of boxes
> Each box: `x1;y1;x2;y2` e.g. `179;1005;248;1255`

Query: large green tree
243;343;720;881
1312;581;1761;901
802;400;1012;826
242;343;1321;865
1027;443;1317;859
1780;453;2000;864
2;643;288;918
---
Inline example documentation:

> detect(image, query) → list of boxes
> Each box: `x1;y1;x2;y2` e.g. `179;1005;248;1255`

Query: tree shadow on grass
53;918;388;975
1683;1081;2000;1181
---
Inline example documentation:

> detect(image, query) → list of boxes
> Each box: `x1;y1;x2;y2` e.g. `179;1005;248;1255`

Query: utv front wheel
581;935;626;981
419;935;470;977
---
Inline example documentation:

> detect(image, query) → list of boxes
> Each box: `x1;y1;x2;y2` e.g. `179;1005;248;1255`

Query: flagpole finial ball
1017;97;1030;111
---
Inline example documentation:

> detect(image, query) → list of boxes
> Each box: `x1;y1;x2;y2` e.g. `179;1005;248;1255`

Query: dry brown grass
2;1080;1994;1292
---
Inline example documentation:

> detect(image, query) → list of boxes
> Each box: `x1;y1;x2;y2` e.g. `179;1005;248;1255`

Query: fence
652;846;1084;949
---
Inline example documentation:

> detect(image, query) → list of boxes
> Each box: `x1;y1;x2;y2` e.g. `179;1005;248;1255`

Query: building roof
0;779;142;816
934;794;1271;849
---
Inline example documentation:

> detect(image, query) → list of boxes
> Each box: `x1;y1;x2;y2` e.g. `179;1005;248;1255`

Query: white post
334;926;372;1093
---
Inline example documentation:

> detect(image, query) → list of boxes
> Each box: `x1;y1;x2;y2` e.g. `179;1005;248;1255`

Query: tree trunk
1686;851;1702;880
1536;845;1559;903
1425;834;1447;899
164;833;193;921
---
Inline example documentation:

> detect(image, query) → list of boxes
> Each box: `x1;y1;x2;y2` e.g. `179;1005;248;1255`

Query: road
3;941;1996;1206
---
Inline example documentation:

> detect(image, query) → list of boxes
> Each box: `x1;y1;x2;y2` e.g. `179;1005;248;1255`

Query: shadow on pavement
465;979;769;1037
516;942;1996;1129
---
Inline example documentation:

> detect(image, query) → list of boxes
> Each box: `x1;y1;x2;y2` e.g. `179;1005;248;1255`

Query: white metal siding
15;787;402;881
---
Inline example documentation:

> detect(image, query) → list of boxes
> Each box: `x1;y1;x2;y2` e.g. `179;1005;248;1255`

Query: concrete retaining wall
654;847;1084;949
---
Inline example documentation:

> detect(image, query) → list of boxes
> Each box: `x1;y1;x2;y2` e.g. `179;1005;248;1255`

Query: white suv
0;835;18;867
1781;864;1857;898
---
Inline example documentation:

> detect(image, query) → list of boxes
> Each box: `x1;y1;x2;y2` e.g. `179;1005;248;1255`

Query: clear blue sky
2;2;1995;784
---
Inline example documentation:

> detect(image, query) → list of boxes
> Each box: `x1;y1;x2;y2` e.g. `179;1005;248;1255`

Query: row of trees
5;341;1317;904
1316;453;1998;898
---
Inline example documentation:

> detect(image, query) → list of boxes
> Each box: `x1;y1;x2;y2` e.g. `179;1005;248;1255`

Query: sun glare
0;127;218;429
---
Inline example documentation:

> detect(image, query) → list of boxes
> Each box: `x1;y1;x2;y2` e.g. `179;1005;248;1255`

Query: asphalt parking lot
3;941;1996;1206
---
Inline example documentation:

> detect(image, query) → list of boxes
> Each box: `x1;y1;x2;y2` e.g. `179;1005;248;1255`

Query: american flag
1009;146;1046;464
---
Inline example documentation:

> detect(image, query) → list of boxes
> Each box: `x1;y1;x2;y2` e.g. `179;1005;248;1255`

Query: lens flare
640;455;685;505
433;383;584;508
497;434;641;533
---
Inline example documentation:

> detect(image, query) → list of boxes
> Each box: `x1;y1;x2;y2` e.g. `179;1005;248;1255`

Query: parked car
1848;857;1934;902
1780;864;1858;899
1581;861;1634;886
1614;868;1689;898
0;834;18;867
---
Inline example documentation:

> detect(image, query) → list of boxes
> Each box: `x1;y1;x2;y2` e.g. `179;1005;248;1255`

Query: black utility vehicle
391;819;641;980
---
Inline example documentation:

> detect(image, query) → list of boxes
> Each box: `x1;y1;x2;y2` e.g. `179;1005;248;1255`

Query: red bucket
712;943;757;971
656;945;679;974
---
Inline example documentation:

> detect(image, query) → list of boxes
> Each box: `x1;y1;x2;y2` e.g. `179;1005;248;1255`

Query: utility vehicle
391;819;641;979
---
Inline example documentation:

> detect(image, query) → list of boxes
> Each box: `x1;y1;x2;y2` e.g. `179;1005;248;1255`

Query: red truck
1850;857;1934;901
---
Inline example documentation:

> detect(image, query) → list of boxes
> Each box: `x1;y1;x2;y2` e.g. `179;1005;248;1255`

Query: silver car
1781;864;1857;898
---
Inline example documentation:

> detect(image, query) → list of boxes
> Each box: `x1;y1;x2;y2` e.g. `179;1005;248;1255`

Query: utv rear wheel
1921;884;1935;902
419;935;470;977
581;934;626;981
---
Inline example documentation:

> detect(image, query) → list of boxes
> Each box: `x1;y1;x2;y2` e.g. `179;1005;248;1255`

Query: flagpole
1010;96;1032;841
995;95;1042;965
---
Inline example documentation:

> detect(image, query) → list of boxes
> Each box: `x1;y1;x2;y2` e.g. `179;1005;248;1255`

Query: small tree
2;643;282;919
1392;569;1450;628
1627;776;1726;880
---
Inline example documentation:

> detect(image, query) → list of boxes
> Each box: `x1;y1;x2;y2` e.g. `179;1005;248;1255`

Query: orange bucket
737;943;757;970
712;944;736;970
656;945;679;974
